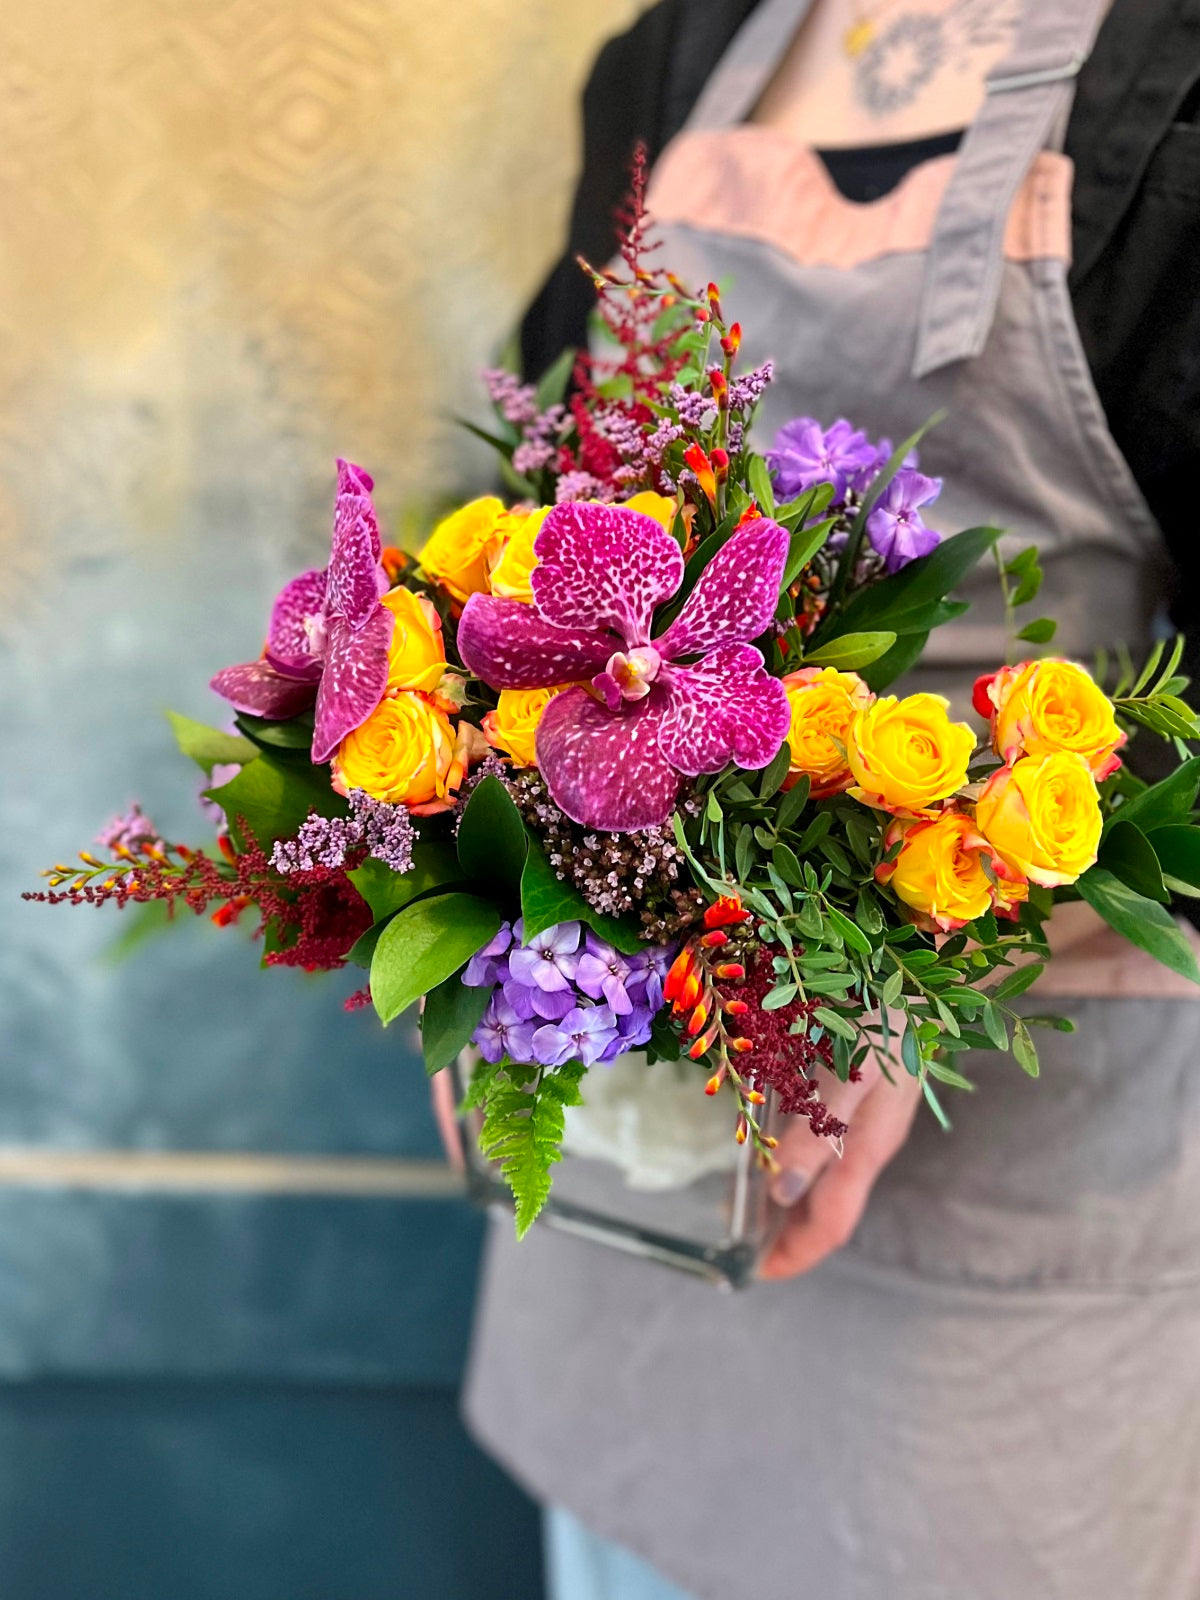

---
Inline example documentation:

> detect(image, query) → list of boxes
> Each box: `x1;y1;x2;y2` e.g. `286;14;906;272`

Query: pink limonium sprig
210;459;394;765
457;501;791;832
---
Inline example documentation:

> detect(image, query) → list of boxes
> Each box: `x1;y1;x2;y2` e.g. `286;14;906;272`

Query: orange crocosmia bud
688;1025;719;1059
723;998;749;1016
687;1000;710;1037
683;442;718;506
704;895;751;929
704;1072;723;1096
716;962;746;980
710;448;730;482
730;1036;755;1054
721;322;742;356
663;946;697;1005
699;928;729;948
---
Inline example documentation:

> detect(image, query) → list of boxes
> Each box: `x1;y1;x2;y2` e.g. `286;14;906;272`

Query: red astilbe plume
25;822;371;974
716;949;853;1142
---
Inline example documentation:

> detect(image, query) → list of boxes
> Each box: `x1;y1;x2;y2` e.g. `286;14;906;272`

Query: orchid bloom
457;501;791;831
211;460;393;764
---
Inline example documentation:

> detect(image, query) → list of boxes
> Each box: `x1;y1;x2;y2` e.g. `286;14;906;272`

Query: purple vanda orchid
457;502;792;832
210;459;394;764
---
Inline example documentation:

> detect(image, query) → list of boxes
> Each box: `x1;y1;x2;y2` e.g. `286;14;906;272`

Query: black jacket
520;0;1200;638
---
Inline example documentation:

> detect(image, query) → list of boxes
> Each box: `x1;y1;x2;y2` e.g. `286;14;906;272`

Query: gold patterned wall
0;0;645;607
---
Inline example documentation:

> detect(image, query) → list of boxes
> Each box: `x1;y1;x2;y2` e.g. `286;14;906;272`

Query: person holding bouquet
463;2;1200;1597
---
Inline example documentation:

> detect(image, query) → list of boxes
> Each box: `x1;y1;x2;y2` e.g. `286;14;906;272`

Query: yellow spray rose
482;685;570;767
980;657;1126;779
488;507;550;602
876;811;998;932
418;496;506;603
621;491;678;530
382;586;446;695
333;691;458;809
975;750;1102;888
781;666;874;798
847;693;977;813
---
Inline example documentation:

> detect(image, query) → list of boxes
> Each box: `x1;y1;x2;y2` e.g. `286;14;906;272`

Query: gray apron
465;4;1200;1595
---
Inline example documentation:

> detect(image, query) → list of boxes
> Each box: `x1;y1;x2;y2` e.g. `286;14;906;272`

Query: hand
759;1054;921;1281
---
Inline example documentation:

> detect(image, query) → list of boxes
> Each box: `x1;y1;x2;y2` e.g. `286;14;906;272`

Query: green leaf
456;775;528;899
758;743;792;800
167;711;256;774
480;1061;586;1237
797;810;832;852
813;1005;856;1040
926;1060;975;1091
520;837;643;954
823;525;1002;641
1016;617;1057;644
206;753;347;850
827;905;872;955
1098;820;1168;903
747;453;776;517
234;712;315;751
345;921;386;969
534;344;578;410
347;841;465;921
771;842;805;888
774;775;810;833
989;962;1044;1002
370;893;502;1025
762;982;798;1010
982;1000;1008;1051
1011;1019;1040;1077
802;631;898;671
420;973;493;1076
734;824;757;882
1076;866;1200;985
1147;824;1200;892
781;519;834;589
881;969;904;1009
1106;758;1200;836
860;628;932;693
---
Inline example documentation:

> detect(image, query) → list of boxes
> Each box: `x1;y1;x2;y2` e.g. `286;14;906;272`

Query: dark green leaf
747;453;776;517
520;837;643;954
781;519;834;589
827;906;872;955
1147;824;1200;892
772;842;805;887
1076;866;1200;984
456;775;528;899
797;810;832;852
989;962;1044;1002
823;525;1002;641
1106;758;1200;836
775;775;810;833
1098;820;1167;903
207;752;347;849
758;742;792;800
346;921;386;969
860;628;932;692
234;711;316;751
167;711;256;773
348;841;465;921
421;973;494;1076
534;345;578;410
803;631;898;671
371;893;501;1024
1016;617;1057;644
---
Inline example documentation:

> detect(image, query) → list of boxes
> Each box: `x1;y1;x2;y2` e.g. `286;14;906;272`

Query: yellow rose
975;750;1102;888
621;491;678;530
983;657;1125;779
382;586;445;695
781;666;874;799
482;685;570;767
876;811;996;932
847;693;977;813
418;496;506;603
333;691;457;808
488;507;550;602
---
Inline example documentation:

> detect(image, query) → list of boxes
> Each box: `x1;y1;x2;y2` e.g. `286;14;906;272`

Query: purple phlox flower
866;467;943;573
528;985;576;1022
507;921;581;991
598;1004;656;1062
473;992;537;1066
574;930;635;1016
463;922;515;988
625;942;676;1012
766;417;879;502
457;502;792;831
96;803;163;854
210;459;394;764
851;436;920;495
270;789;415;876
531;1004;618;1068
500;978;538;1021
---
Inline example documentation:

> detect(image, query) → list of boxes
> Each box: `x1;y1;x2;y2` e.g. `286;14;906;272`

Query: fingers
760;1068;921;1281
430;1068;465;1170
768;1055;881;1206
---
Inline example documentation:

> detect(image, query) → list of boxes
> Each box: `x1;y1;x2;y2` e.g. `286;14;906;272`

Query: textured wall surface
0;9;640;1592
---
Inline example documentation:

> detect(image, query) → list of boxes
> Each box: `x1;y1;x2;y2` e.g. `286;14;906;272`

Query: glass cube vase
453;1051;782;1289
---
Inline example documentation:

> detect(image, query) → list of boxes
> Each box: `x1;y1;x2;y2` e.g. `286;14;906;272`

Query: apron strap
685;0;816;132
912;0;1111;379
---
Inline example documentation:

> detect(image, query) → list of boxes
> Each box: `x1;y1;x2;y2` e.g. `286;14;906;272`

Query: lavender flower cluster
467;919;674;1071
766;415;942;573
482;368;566;481
271;789;415;875
96;803;164;855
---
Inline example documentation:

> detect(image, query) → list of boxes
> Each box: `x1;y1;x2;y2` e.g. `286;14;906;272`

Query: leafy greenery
1076;866;1200;984
478;1060;587;1237
457;775;528;899
206;752;347;849
167;711;256;774
348;842;465;921
520;836;643;954
421;973;494;1077
370;893;502;1024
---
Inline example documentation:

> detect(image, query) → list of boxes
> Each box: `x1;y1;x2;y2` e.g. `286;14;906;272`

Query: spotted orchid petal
209;659;319;721
657;642;791;776
266;568;327;678
457;594;617;689
535;686;680;831
656;518;788;660
326;458;386;630
531;502;684;646
311;606;394;763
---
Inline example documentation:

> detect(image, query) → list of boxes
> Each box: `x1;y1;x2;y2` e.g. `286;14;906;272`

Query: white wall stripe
0;1150;465;1198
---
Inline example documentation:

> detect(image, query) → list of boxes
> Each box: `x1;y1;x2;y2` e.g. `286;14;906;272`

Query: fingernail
771;1168;809;1206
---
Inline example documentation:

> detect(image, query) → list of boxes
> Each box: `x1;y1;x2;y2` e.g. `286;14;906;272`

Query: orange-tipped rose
975;750;1102;888
847;693;977;813
332;691;458;809
481;685;570;767
876;811;999;932
782;666;874;799
979;657;1125;779
418;496;506;603
382;587;446;696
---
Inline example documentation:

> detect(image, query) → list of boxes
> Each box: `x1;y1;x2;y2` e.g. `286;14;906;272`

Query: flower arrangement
28;154;1200;1237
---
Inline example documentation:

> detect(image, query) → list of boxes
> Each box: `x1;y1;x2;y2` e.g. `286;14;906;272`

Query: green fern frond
478;1061;586;1237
